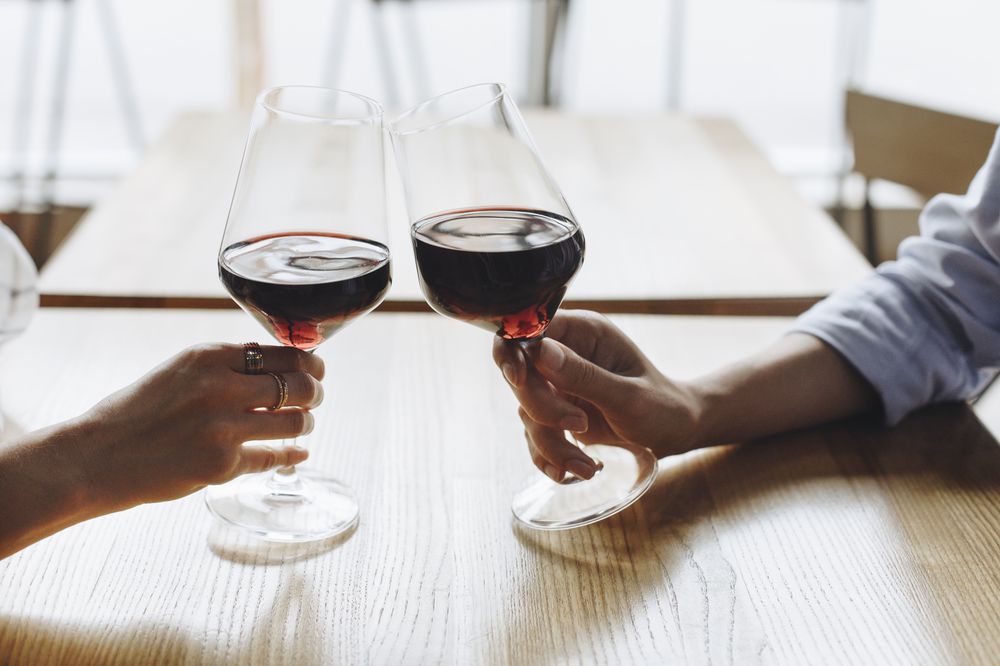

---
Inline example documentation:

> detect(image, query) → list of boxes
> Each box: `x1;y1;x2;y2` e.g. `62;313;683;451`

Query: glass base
205;467;359;543
511;443;658;530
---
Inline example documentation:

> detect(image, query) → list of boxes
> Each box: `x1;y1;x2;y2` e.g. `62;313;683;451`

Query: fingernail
538;339;565;371
561;413;588;433
502;362;517;386
543;464;563;483
566;458;596;480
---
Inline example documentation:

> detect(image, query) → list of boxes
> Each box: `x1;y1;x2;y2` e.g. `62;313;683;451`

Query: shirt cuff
790;276;970;426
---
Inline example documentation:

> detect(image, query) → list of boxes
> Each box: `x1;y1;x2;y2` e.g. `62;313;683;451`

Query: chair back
846;89;998;197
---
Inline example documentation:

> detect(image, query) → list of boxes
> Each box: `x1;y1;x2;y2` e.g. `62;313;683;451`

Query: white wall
0;0;998;207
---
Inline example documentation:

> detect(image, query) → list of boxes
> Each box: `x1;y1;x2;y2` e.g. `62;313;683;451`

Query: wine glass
389;83;657;530
207;86;391;542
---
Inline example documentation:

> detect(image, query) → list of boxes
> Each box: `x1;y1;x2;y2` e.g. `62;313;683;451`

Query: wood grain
1;310;999;663
37;111;872;311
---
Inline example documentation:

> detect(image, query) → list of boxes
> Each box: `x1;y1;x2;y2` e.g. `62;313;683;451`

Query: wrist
51;413;118;519
0;416;105;557
678;378;719;451
647;377;709;456
54;415;105;522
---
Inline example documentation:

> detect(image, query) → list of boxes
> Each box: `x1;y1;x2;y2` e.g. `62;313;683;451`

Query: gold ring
266;372;288;410
243;342;264;374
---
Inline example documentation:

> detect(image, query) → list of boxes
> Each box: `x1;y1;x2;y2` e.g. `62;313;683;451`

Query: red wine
412;208;584;339
220;232;391;350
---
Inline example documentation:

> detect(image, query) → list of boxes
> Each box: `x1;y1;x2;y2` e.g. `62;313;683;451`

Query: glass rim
390;82;507;136
258;85;383;125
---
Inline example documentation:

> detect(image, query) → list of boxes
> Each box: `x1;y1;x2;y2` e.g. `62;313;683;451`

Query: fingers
524;425;561;482
237;409;316;441
516;363;590;432
542;310;650;379
495;311;647;426
492;337;527;387
236;443;310;476
539;309;582;340
495;339;590;431
569;401;620;445
520;408;599;480
240;371;324;410
530;337;634;410
540;310;606;355
205;403;315;483
222;343;325;380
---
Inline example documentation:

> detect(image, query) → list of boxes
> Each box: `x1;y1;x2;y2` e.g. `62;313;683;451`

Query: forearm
688;332;880;448
0;418;100;559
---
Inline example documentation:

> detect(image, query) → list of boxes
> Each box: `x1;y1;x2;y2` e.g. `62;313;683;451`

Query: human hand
493;311;702;482
68;343;324;513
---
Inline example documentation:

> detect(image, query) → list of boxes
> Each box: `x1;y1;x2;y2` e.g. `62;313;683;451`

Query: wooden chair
845;89;998;262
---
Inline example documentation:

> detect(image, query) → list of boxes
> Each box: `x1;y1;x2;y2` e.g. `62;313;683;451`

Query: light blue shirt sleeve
792;127;1000;425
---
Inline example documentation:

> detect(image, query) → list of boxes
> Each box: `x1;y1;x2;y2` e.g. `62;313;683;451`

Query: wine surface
412;208;584;339
220;233;391;350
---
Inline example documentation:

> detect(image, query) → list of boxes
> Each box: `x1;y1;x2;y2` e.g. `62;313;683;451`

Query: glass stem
264;347;316;495
266;447;304;495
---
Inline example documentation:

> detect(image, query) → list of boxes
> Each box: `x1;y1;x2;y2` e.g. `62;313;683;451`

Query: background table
38;111;872;315
2;310;999;663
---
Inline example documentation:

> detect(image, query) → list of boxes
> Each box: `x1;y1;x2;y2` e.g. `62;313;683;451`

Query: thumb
533;338;633;409
237;443;309;475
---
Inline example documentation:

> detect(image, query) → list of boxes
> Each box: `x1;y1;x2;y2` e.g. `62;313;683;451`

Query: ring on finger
266;371;289;410
243;341;264;374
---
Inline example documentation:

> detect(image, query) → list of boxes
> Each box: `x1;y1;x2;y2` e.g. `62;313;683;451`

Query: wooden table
2;309;999;663
38;111;872;315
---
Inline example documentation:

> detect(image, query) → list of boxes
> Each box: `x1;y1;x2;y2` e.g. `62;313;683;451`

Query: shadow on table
499;404;1000;662
0;568;332;664
207;518;357;565
0;615;203;664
